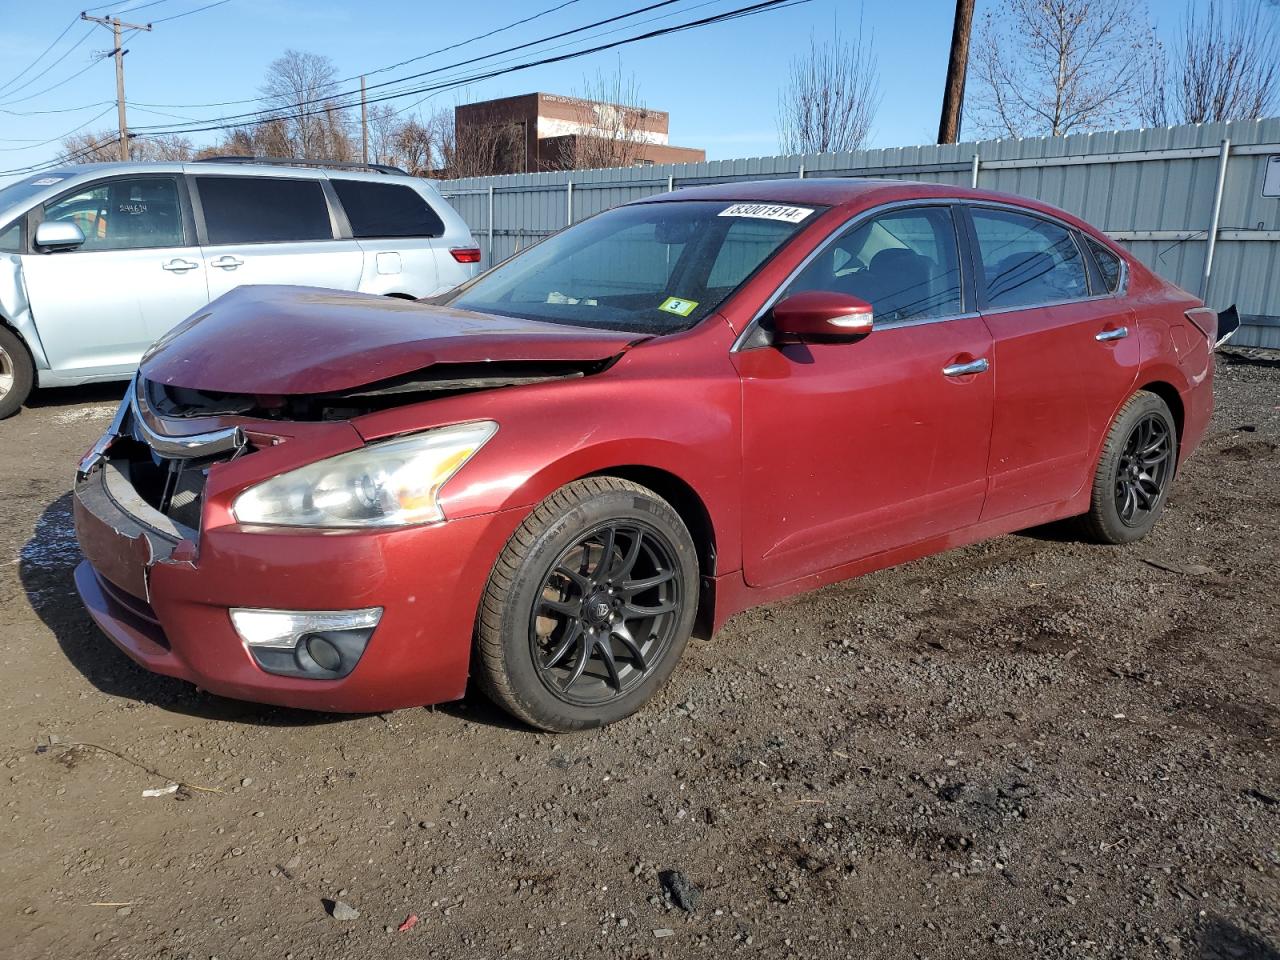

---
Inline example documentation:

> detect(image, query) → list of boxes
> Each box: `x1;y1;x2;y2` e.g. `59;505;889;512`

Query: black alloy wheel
1082;390;1178;544
530;521;683;707
475;477;700;732
1113;412;1174;527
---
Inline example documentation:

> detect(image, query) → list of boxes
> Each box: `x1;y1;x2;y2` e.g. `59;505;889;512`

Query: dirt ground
1;355;1277;960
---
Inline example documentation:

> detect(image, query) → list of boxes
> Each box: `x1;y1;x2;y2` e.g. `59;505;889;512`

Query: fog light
304;633;342;671
230;607;381;679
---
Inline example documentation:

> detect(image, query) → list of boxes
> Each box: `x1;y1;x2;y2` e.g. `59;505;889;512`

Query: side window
1085;236;1123;293
42;178;184;251
0;219;21;253
786;206;963;323
196;176;332;245
331;179;445;238
970;208;1089;308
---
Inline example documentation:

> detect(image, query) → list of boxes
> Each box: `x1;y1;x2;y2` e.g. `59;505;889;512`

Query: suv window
0;219;20;253
971;208;1088;308
331;179;445;238
786;206;963;323
1085;236;1123;293
42;177;184;250
196;176;332;245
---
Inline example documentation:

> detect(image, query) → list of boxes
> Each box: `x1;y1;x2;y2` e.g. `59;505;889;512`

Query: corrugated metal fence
440;118;1280;348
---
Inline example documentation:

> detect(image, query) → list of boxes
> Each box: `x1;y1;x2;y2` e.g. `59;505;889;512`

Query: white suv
0;158;480;417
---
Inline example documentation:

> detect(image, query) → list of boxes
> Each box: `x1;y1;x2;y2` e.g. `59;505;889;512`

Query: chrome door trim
1095;326;1129;341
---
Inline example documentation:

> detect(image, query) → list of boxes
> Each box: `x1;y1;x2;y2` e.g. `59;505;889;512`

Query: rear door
963;205;1139;521
20;174;208;377
191;174;364;300
736;203;994;587
329;178;442;296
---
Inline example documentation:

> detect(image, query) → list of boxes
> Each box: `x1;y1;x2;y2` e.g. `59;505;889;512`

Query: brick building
453;92;705;175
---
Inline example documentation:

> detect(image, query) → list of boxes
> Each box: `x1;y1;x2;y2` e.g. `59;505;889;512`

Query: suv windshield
448;200;821;334
0;170;77;215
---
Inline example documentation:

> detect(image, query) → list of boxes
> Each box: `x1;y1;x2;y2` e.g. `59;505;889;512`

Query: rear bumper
73;463;524;713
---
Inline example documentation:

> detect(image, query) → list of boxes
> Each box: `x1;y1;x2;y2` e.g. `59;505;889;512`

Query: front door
191;175;364;301
736;204;994;588
964;206;1140;520
21;175;208;377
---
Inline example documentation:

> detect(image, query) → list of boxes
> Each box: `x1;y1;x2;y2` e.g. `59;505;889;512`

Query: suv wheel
475;477;699;732
0;326;34;419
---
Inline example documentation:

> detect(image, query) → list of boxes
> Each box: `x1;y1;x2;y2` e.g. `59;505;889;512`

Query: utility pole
937;0;975;144
81;12;153;162
360;75;369;165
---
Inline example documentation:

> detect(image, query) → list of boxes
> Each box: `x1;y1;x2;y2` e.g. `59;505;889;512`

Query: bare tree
553;68;656;170
436;106;525;178
60;130;194;163
970;0;1151;138
1174;0;1278;123
777;25;881;154
257;49;354;159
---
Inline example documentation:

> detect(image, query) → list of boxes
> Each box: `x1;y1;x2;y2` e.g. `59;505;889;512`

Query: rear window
331;179;445;238
1086;236;1123;293
196;176;333;245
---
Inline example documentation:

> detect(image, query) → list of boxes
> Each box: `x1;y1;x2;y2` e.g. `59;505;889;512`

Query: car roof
27;160;430;185
636;177;1095;231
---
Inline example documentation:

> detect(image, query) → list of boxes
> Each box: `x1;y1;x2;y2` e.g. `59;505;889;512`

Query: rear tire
0;325;34;419
1081;391;1178;544
475;477;699;732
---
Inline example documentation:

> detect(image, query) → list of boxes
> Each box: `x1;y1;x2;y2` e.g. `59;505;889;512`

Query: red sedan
73;179;1223;731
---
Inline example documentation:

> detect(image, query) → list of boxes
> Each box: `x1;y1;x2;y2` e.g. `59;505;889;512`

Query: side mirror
771;291;874;343
34;220;86;252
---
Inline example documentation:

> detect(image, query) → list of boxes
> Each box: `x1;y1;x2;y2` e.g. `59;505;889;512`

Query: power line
0;52;113;108
0;26;98;105
131;0;803;139
0;105;116;151
0;16;79;98
130;0;690;129
151;0;231;25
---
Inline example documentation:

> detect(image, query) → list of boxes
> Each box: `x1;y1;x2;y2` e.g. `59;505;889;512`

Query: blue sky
0;0;1181;179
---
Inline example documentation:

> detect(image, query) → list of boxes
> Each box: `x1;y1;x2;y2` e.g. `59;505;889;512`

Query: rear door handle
211;255;244;270
1095;326;1129;341
942;357;989;377
162;258;199;273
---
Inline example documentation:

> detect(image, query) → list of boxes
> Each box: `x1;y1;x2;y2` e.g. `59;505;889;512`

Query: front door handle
211;255;244;270
942;357;990;377
1095;326;1129;342
162;258;199;273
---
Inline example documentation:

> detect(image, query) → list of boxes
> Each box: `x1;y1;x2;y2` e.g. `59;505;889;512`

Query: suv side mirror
34;220;86;252
771;291;874;343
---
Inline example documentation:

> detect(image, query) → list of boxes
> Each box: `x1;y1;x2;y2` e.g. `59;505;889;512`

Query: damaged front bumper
71;382;526;712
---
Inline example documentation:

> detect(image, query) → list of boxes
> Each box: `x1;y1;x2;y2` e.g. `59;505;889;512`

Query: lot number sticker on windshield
718;203;814;223
659;296;699;317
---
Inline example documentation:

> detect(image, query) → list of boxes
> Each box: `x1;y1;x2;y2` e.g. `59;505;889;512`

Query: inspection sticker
658;296;699;317
718;202;814;223
31;177;64;186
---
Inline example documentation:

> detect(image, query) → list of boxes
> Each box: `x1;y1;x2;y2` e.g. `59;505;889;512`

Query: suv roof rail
193;155;409;176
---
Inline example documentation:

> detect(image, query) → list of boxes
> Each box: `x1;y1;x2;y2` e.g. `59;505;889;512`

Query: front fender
0;255;50;372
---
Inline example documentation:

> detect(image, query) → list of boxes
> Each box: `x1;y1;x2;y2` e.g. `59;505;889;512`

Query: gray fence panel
440;119;1280;347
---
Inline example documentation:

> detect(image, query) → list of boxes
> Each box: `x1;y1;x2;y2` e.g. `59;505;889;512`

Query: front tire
1082;391;1178;544
0;326;35;419
475;477;699;732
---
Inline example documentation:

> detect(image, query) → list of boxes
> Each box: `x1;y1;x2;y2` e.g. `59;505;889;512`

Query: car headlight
231;421;497;528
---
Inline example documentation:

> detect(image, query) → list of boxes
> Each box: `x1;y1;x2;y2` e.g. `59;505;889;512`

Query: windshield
447;199;822;334
0;170;77;216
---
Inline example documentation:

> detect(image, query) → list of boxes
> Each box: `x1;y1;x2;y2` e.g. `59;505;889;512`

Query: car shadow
1198;917;1280;960
19;492;354;727
25;381;128;409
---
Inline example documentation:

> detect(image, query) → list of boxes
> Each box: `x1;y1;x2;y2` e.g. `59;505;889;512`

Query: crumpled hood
140;285;642;395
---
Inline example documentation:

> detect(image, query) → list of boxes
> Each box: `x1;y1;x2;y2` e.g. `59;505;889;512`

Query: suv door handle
942;357;990;377
211;255;244;270
1095;326;1129;341
162;258;199;273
